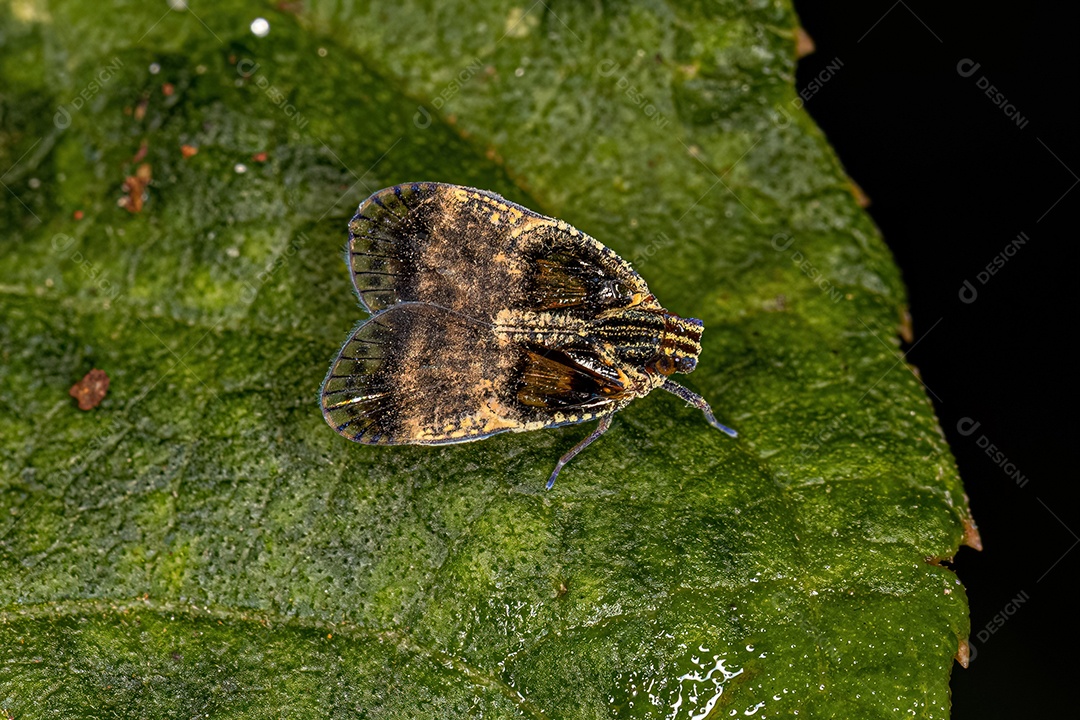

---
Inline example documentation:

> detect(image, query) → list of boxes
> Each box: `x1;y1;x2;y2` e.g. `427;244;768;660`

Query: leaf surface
0;1;970;717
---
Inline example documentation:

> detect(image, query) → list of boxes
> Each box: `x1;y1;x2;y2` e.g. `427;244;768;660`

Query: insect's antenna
547;415;614;489
661;380;737;437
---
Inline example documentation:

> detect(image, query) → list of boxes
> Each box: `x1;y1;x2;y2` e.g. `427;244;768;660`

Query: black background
791;1;1077;716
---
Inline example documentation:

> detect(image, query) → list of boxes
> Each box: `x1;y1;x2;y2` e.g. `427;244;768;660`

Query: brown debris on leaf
954;638;970;668
119;163;152;213
795;27;815;58
899;307;914;343
70;369;110;410
134;95;149;121
962;499;983;551
849;179;870;208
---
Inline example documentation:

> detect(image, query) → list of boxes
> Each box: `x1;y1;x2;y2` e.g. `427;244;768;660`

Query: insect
320;183;737;488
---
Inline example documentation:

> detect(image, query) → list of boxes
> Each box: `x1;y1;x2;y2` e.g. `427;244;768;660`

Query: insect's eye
675;356;697;374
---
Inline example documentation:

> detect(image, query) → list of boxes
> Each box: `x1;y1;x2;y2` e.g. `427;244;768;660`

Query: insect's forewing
345;183;651;317
344;184;426;314
325;182;651;445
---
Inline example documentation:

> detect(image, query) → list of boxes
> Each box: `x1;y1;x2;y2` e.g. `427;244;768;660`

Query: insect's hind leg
546;414;614;490
661;380;738;437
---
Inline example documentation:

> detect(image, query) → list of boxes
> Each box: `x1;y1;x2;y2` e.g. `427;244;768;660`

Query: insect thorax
493;307;701;383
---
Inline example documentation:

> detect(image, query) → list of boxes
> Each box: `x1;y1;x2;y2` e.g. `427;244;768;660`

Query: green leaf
0;1;972;717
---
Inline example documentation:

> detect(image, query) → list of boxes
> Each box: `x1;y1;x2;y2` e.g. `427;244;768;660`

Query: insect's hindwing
320;303;631;445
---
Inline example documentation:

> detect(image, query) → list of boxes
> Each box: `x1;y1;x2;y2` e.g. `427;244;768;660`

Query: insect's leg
546;414;614;490
661;380;738;437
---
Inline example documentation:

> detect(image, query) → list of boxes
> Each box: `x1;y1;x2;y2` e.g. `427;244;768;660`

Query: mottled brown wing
320;303;629;445
345;183;652;318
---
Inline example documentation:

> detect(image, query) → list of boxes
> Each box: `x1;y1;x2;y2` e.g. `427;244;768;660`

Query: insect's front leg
660;379;738;437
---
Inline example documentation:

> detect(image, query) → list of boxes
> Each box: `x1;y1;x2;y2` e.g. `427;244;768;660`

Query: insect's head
647;314;702;376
